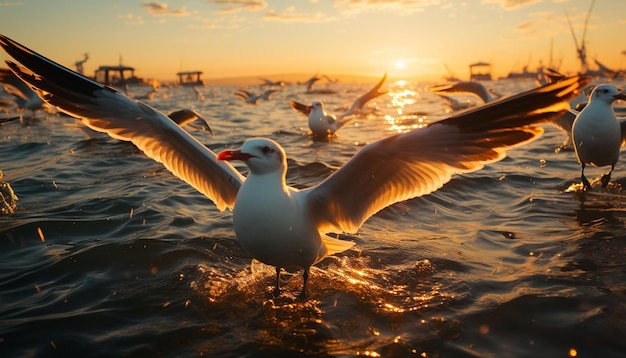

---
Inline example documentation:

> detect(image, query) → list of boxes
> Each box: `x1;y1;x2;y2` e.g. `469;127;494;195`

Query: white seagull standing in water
571;84;626;190
0;34;587;298
290;73;387;138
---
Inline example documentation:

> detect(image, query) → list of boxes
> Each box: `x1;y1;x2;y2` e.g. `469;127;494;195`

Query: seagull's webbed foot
298;267;310;300
600;165;614;188
273;267;282;297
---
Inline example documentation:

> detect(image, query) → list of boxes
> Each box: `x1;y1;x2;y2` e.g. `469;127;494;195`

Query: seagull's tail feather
318;235;355;263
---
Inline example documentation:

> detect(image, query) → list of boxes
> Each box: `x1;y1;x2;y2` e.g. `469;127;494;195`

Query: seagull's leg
273;267;282;297
299;267;310;299
581;163;591;191
600;164;615;188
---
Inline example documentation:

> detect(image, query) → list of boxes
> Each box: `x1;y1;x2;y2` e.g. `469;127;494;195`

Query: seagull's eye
261;146;273;155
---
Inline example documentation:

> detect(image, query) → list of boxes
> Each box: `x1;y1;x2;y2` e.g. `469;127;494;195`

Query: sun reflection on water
384;79;428;133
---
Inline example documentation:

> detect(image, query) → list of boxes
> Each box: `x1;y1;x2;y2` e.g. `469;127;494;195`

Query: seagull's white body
571;84;626;189
290;73;387;137
0;34;587;297
225;141;353;270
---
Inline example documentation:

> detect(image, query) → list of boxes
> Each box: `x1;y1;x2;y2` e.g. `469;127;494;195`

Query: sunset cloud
480;0;542;11
142;2;190;16
210;0;267;14
333;0;442;15
263;6;333;22
116;13;145;26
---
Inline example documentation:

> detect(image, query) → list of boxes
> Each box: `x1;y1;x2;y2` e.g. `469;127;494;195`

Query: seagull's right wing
0;34;243;211
551;108;578;134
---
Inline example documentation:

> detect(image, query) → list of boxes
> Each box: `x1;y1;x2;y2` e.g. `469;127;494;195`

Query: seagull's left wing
289;100;311;116
339;73;387;119
0;34;242;211
306;75;588;234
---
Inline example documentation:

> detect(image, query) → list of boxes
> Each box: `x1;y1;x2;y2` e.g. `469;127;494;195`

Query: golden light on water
384;83;427;133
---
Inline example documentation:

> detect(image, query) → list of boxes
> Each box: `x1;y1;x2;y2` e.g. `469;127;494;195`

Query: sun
395;59;406;70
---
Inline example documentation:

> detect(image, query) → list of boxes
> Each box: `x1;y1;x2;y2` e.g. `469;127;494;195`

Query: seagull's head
311;101;325;113
217;138;286;175
590;84;626;104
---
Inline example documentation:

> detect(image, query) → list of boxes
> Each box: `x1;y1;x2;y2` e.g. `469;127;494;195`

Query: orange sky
1;0;625;83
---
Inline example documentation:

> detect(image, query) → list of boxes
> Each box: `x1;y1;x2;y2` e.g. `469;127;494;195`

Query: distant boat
506;65;539;80
176;71;204;86
469;62;492;81
94;65;147;92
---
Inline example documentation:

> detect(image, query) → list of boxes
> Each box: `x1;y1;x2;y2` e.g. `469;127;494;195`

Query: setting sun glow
395;60;406;70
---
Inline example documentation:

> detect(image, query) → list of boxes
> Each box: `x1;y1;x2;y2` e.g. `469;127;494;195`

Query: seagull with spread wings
0;34;587;298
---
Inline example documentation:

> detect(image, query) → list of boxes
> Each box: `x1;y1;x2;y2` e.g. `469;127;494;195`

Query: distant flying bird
0;34;586;298
322;74;339;84
233;88;279;104
258;77;286;88
300;74;321;92
570;84;626;190
290;73;387;138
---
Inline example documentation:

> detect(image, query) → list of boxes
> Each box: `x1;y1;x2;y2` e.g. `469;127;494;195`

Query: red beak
217;149;254;161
